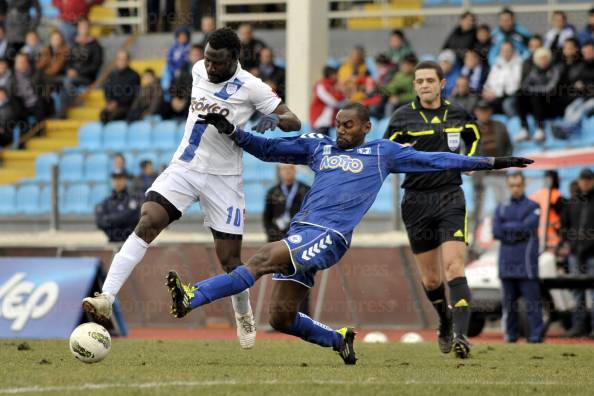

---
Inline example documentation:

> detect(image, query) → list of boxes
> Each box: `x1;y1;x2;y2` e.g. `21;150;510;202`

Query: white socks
231;289;252;315
102;232;149;303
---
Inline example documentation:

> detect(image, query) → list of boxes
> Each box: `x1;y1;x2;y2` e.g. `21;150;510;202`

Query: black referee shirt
383;97;480;192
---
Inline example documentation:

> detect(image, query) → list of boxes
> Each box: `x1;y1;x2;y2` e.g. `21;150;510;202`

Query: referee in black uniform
384;61;480;359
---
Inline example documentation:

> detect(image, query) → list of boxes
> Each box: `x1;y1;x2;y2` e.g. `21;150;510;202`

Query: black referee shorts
401;187;467;254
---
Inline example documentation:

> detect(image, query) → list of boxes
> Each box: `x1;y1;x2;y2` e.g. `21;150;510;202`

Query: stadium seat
159;151;174;169
243;182;267;214
0;185;16;215
79;122;103;150
34;153;60;182
15;185;41;215
62;183;91;214
130;151;159;176
176;120;187;142
103;121;129;150
90;183;111;207
243;154;276;182
59;153;85;182
128;121;153;149
85;153;110;182
123;152;136;174
153;120;178;149
369;179;393;214
40;184;65;214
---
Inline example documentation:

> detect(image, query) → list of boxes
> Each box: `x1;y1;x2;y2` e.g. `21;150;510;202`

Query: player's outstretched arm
388;144;533;173
197;113;311;165
252;103;302;133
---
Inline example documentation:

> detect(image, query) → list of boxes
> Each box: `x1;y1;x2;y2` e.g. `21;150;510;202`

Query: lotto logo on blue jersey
320;155;364;173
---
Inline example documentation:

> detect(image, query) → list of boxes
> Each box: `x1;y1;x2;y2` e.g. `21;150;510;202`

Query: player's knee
135;207;167;243
444;258;465;279
422;275;442;291
268;311;295;333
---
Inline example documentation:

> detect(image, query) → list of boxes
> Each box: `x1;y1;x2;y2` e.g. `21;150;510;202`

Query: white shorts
147;163;245;234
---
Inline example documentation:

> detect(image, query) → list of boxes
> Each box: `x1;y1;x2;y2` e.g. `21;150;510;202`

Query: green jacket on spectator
380;71;415;104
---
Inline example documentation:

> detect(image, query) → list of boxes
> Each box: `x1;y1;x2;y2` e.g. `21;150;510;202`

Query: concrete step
0;168;35;185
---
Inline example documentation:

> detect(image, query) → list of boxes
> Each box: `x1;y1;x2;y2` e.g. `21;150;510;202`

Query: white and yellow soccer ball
69;322;111;363
363;331;389;343
400;331;424;344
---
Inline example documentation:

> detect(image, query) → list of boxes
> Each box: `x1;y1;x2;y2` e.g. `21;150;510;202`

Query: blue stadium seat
159;151;174;169
130;151;159;176
79;122;103;150
176;120;186;142
90;183;111;207
40;184;65;214
123;152;136;174
103;121;129;150
243;154;276;182
244;182;267;214
85;152;110;182
15;184;41;215
369;178;393;214
372;117;390;140
128;121;152;149
153;120;178;149
59;153;85;182
62;183;91;214
0;185;16;215
34;153;59;182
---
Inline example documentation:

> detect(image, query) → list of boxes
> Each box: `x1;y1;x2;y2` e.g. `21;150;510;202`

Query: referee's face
413;69;443;105
335;109;371;150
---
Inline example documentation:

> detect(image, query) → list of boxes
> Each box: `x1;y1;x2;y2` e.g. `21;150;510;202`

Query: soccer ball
69;322;111;363
400;332;424;344
363;331;388;343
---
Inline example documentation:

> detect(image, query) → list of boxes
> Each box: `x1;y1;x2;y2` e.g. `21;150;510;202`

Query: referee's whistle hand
492;157;534;170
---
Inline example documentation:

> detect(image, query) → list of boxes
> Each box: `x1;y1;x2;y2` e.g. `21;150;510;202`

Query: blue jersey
234;130;495;242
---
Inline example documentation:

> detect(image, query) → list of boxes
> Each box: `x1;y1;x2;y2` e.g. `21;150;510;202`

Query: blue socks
285;312;343;350
189;266;255;309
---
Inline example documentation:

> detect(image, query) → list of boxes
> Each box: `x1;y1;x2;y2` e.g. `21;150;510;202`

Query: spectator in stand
11;53;45;123
112;152;125;172
578;8;594;46
4;0;41;62
161;44;202;121
0;58;11;92
198;16;216;48
0;87;19;147
437;49;460;98
474;24;491;66
58;18;103;118
516;47;561;142
544;11;575;60
95;169;142;243
131;160;158;195
166;27;191;84
450;75;478;114
552;41;594;139
0;25;7;59
488;7;532;65
309;66;345;135
522;35;544;80
493;172;543;344
530;170;564;253
338;45;368;102
556;38;583;111
0;0;6;25
127;68;162;122
52;0;104;45
385;29;414;66
238;23;267;70
35;30;69;116
20;31;43;63
374;53;396;87
560;168;594;339
192;0;215;32
146;0;174;32
100;50;140;124
380;54;416;117
443;11;477;65
258;47;285;100
482;41;522;116
460;49;488;93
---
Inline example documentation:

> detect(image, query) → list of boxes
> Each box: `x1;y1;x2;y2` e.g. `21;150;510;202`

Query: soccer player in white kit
82;27;301;349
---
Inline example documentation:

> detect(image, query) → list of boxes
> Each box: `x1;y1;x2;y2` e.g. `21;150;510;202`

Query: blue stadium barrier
15;184;41;215
0;185;16;215
34;153;59;182
85;152;110;182
59;153;85;182
62;183;91;214
103;121;129;150
128;120;153;149
78;122;103;150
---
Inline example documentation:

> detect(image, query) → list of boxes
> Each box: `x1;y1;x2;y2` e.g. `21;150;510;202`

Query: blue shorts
272;223;350;288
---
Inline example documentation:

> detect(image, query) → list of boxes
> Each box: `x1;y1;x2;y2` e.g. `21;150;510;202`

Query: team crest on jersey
447;133;461;151
320;155;364;173
357;147;371;155
323;145;332;155
226;83;239;96
288;235;302;244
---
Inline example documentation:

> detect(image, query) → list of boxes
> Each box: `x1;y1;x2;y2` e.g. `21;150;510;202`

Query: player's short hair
342;102;370;122
401;54;418;66
500;7;514;17
507;171;525;182
207;27;241;59
477;23;490;32
191;44;204;52
414;61;444;80
553;10;566;20
323;66;337;78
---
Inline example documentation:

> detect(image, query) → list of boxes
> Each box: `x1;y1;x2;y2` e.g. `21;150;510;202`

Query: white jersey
170;60;281;175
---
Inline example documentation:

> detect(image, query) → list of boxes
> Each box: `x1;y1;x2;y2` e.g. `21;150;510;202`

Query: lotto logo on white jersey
0;273;59;331
320;155;364;173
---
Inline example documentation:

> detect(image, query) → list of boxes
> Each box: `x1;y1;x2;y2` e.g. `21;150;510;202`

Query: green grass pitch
1;340;593;395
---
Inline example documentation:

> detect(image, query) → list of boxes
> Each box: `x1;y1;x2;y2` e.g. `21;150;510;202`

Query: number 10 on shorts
226;206;242;227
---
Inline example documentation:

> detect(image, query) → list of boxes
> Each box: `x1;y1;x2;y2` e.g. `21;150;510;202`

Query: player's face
204;44;237;84
413;69;444;104
335;109;371;150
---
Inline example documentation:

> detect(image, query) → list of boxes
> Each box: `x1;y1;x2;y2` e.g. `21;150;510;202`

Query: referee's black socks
448;277;471;337
424;283;449;323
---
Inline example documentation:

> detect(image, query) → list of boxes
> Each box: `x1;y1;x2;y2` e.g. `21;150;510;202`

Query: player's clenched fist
196;113;236;136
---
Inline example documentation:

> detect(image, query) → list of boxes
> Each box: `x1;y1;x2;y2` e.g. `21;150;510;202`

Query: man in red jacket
52;0;104;44
309;66;345;135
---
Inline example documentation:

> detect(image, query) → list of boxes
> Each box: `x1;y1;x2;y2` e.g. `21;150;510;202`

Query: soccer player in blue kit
165;103;533;364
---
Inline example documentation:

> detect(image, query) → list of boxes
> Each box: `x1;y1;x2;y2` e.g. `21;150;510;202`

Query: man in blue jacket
493;172;543;342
